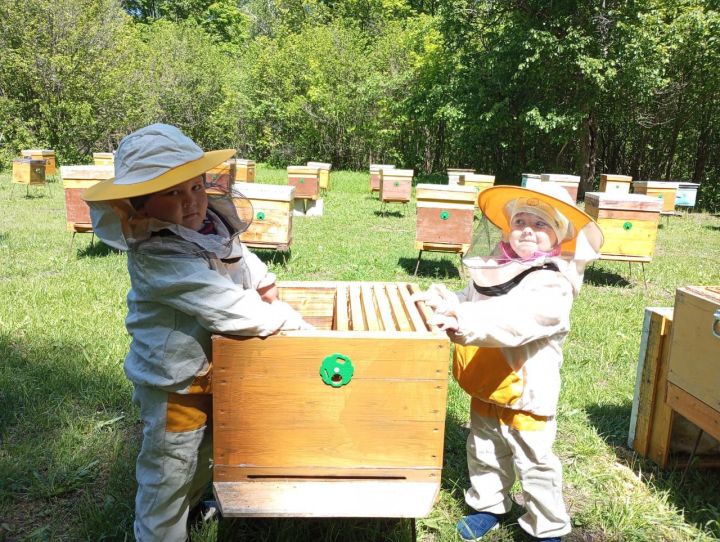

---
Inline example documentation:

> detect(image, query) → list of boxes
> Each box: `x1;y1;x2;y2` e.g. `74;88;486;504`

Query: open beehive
212;281;449;518
21;149;56;175
379;168;413;203
307;161;332;191
287;166;321;200
234;182;294;251
369;164;395;192
415;183;476;253
61;165;115;232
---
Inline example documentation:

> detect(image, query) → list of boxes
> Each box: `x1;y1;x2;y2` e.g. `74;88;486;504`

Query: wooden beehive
205;160;237;195
12;158;46;185
632;181;680;213
521;173;542;189
287;166;320;200
61;165;115;232
234;182;294;251
675;182;700;208
599;174;632;194
541;173;580;201
379;168;413;203
212;281;449;518
369;164;395;192
21;149;56;175
447;168;475;186
460;173;494;205
415;184;476;253
92;152;114;166
584;192;662;261
235;159;256;183
307;161;332;190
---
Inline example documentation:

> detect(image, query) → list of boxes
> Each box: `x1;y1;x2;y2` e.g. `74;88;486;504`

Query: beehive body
288;166;320;200
379;169;413;203
584;192;662;261
234;182;294;250
235;159;256;182
12;158;46;185
415;184;476;252
92;152;114;166
599;174;632;194
212;281;449;518
21;149;56;175
521;173;542;188
307;161;331;190
447;168;475;186
369;164;395;192
460;173;494;205
61;165;114;232
632;181;680;213
675;182;700;207
205;160;237;194
541;173;580;201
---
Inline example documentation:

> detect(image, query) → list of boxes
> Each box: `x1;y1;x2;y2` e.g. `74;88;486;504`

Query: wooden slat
373;284;396;331
214;480;439;518
361;283;381;331
385;284;412;331
666;383;720;442
335;284;348;331
397;283;428;332
407;283;440;333
214;466;440;482
349;284;366;331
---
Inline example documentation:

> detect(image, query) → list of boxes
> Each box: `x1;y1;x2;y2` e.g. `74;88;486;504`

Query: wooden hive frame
212;281;449;518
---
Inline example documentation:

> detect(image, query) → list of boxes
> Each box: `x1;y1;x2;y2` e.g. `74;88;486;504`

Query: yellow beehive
21;149;56;175
541;173;580;201
12;158;46;185
584;192;662;261
379;168;413;203
287;166;320;200
447;168;475;186
307;161;332;190
633;181;680;213
234;182;295;251
61;165;115;232
212;281;449;518
92;152;114;166
460;173;495;206
599;174;632;194
369;164;395;192
415;184;477;253
235;159;256;183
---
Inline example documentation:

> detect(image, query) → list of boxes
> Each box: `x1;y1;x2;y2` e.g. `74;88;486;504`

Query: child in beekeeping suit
414;183;603;542
83;123;312;542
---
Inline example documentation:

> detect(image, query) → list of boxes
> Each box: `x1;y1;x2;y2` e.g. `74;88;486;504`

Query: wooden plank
349;283;366;331
385;284;412;331
666;383;720;442
397;283;428;332
595;218;659;258
214;466;440;482
361;283;381;331
373;284;396;331
335;284;348;331
407;283;440;334
214;480;440;518
278;286;336;330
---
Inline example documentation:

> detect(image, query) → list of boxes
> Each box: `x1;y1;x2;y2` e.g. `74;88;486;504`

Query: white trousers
132;386;213;542
464;409;571;538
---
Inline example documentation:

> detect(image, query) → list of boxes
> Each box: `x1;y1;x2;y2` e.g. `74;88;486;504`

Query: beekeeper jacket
451;265;574;420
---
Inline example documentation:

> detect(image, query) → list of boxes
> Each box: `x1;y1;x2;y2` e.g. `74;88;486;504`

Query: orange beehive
205;160;237;194
599;174;632;194
212;281;449;518
61;165;115;232
632;181;680;213
379;168;413;203
234;182;295;251
369;164;395;192
235;159;256;183
541;173;580;201
287;166;320;200
21;149;56;175
12;158;46;185
415;183;476;253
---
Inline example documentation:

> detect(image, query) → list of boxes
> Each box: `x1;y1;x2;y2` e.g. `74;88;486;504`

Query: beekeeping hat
82;123;235;202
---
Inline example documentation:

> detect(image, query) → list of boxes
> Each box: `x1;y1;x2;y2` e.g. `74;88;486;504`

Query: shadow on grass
373;209;408;219
583;265;632;287
584;402;720;539
251;247;291;267
397;255;462;279
704;225;720;232
75;238;123;258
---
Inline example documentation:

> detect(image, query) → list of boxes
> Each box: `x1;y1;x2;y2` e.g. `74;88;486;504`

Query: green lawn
1;169;719;541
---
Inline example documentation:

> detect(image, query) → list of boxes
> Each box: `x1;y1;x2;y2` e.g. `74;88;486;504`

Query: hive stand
212;281;449;533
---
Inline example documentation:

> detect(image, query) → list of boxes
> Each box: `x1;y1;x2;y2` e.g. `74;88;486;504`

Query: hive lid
521;173;541;179
370;164;396;172
233;182;295;202
541;173;580;183
13;157;46;164
22;149;55;155
678;182;700;188
381;168;414;177
235;159;255;165
447;167;476;173
463;173;495;182
287;166;320;175
600;174;632;182
307;161;331;170
416;183;477;203
585;192;663;211
60;165;115;180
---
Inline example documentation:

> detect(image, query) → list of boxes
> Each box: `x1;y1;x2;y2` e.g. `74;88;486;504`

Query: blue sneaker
456;512;501;541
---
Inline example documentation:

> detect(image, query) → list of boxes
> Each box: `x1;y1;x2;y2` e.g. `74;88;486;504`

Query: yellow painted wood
599;174;632;193
632;181;680;213
235;182;294;248
22;149;56;175
594;217;659;258
307;161;331;189
12;159;46;185
416;183;477;205
235;159;256;182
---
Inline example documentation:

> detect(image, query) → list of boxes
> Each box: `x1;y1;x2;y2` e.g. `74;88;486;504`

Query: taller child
83;124;311;541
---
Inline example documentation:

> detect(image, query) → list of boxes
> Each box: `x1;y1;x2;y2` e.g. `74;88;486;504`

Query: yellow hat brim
478;185;595;239
82;149;235;202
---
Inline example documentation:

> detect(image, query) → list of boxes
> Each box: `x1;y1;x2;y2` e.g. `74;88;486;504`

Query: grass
1;168;719;541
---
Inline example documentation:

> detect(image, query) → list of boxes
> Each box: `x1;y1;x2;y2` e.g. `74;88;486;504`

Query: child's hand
257;282;279;303
272;300;315;330
428;313;459;332
412;283;458;315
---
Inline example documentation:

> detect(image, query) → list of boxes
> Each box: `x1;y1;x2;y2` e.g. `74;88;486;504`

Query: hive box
21;149;56;175
234;182;294;251
205;160;237;195
235;159;256;183
12;158;46;185
369;164;395;192
521;173;542;189
675;182;700;208
61;165;115;232
584;192;662;261
380;168;413;203
415;184;476;254
92;152;114;166
599;174;632;194
447;168;475;186
287;166;320;200
460;173;494;205
541;173;580;201
307;161;331;191
632;181;680;213
212;281;449;517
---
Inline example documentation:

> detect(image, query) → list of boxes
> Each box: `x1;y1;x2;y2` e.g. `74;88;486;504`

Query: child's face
508;212;558;258
137;176;208;230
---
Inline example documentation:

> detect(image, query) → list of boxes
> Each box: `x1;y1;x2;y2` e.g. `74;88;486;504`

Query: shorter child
83;124;312;542
415;183;603;541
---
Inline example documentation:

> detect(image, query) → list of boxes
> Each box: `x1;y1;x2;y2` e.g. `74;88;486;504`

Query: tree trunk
579;111;598;199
